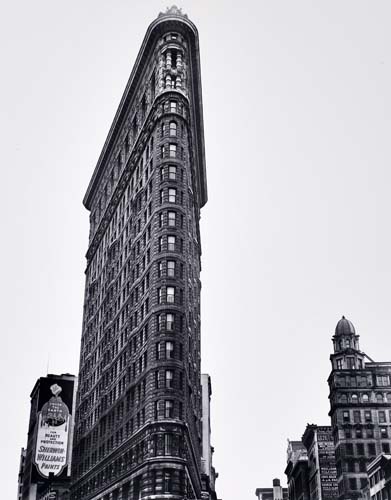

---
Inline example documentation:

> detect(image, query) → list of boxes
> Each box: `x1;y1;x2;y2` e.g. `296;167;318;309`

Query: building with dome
70;6;218;500
328;316;391;500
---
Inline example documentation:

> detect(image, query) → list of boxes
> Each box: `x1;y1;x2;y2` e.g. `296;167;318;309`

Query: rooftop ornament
158;5;188;19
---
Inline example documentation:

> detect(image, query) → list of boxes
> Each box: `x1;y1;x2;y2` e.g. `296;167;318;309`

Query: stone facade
285;440;310;500
328;317;391;500
363;454;391;500
70;7;209;500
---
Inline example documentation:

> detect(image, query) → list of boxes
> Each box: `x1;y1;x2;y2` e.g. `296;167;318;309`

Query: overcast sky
1;1;391;499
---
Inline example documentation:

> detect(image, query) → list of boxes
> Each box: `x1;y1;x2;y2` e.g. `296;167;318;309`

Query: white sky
1;1;391;499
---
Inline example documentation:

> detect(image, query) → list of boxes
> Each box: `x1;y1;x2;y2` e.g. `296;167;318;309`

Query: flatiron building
71;6;210;500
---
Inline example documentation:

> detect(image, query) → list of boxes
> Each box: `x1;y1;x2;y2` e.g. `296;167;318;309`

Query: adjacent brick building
363;453;391;500
328;316;391;500
70;6;214;500
302;425;338;500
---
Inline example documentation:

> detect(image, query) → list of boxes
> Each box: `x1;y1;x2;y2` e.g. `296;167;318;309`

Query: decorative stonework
158;5;188;19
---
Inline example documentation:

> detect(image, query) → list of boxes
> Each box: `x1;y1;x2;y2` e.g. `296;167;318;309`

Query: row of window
338;441;386;457
342;425;390;439
336;357;363;370
335;374;390;389
336;441;390;458
338;392;391;404
342;409;391;423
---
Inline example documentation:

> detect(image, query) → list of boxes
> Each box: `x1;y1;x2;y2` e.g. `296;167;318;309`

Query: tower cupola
330;316;365;370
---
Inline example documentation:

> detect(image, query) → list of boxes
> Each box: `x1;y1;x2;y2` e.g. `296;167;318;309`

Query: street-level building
285;440;310;500
302;425;338;500
21;373;77;500
201;374;218;500
362;453;391;500
70;6;212;500
256;478;288;500
328;317;391;500
17;448;26;500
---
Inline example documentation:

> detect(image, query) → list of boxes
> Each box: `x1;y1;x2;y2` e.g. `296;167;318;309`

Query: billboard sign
33;381;73;479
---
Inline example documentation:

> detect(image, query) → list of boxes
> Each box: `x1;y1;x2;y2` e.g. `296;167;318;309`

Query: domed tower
328;316;391;500
330;316;365;371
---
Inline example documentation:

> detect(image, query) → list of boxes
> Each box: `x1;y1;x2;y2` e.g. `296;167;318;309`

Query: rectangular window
166;286;175;303
167;236;176;251
379;411;386;423
166;341;174;359
380;427;388;438
168;165;177;180
168;188;176;203
353;410;361;423
169;144;177;158
164;434;173;455
170;101;177;113
346;443;353;455
368;443;376;456
377;375;390;386
356;443;364;455
343;411;350;422
158;288;163;304
169;121;177;137
166;313;174;331
382;442;391;453
165;400;173;419
168;211;176;226
167;260;175;277
364;410;372;422
165;370;173;388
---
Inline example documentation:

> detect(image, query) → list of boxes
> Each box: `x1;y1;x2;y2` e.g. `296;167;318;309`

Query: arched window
376;393;384;403
351;393;358;403
346;339;351;348
338;340;343;350
339;394;348;403
386;393;391;402
362;393;369;403
169;121;177;137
